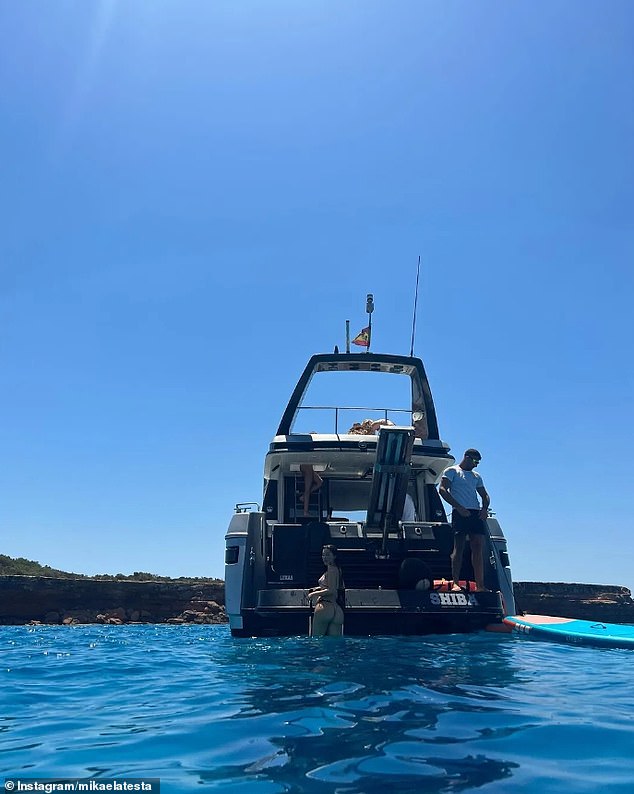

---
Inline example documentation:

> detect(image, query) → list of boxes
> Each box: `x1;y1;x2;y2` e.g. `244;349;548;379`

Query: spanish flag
352;326;370;347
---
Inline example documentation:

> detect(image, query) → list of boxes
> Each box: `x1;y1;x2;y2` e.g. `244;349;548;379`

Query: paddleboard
503;614;634;650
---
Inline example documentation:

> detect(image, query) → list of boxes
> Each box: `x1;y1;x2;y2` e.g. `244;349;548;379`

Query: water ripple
1;625;633;792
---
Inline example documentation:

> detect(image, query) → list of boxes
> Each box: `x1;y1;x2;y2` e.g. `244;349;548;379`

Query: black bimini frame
275;352;441;439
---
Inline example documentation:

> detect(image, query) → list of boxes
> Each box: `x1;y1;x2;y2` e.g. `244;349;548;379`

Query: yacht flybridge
224;351;515;637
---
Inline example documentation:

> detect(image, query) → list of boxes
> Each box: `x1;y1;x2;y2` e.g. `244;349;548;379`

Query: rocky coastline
1;576;633;626
512;581;634;624
0;575;226;626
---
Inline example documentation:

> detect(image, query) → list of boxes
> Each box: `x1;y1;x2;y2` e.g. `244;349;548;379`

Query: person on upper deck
348;415;428;441
438;448;491;593
348;418;395;435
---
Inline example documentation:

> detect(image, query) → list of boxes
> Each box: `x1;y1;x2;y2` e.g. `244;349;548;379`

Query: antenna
409;255;421;357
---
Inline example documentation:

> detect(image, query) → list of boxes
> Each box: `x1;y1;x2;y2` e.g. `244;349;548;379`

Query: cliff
512;581;634;624
0;575;226;626
1;576;633;626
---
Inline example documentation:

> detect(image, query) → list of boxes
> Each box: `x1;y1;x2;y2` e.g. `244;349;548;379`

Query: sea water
1;625;633;793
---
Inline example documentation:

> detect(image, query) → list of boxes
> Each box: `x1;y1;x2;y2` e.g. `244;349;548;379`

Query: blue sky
1;1;632;588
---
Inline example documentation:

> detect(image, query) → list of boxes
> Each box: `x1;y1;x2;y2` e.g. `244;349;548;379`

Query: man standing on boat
439;449;491;592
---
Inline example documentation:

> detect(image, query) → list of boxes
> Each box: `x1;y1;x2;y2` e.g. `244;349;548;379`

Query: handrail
235;502;261;513
292;406;413;434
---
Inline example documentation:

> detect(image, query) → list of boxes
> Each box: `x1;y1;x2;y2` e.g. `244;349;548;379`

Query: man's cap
464;448;482;461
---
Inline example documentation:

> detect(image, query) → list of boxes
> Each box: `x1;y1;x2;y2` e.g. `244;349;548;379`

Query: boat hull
230;587;504;638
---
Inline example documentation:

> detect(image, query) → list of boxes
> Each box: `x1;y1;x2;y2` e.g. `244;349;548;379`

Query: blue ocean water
1;625;633;793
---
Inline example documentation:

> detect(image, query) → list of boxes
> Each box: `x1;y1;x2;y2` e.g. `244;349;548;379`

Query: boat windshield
291;369;413;434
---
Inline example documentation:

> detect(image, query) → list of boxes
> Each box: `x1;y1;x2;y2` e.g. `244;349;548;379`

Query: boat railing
292;405;413;435
234;502;261;514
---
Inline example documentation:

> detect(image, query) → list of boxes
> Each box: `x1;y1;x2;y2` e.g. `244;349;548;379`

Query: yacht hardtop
225;350;515;637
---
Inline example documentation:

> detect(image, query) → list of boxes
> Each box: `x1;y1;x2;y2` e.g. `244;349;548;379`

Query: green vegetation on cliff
0;555;81;578
0;554;221;583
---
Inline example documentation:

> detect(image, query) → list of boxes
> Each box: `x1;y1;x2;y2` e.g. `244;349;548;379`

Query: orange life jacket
433;579;477;592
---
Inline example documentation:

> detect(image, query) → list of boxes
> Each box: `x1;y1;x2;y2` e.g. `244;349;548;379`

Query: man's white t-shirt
441;465;484;509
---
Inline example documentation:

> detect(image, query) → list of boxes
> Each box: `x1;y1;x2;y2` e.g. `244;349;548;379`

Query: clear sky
1;1;633;588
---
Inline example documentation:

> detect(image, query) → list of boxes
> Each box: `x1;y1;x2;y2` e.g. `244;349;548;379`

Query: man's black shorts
452;509;486;536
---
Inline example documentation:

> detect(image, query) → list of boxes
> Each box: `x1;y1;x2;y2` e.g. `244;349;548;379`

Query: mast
410;255;421;357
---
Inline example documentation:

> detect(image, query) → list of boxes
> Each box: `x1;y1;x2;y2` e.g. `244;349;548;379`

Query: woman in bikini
306;545;344;636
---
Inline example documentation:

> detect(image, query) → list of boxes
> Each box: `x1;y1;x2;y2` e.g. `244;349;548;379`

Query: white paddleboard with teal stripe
503;614;634;650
